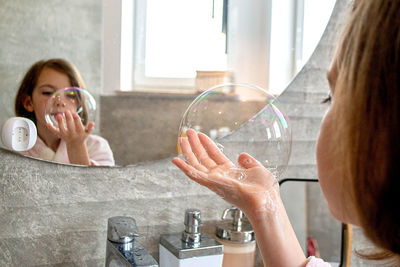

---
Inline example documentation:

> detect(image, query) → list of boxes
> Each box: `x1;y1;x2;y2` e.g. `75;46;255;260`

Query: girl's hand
46;110;94;165
47;110;94;145
173;129;307;267
172;129;280;218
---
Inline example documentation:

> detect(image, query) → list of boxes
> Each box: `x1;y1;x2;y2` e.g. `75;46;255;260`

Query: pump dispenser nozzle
182;208;202;244
217;207;254;243
216;207;256;267
159;208;223;266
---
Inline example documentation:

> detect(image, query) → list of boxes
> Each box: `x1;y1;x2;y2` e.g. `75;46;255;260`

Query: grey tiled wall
0;0;102;133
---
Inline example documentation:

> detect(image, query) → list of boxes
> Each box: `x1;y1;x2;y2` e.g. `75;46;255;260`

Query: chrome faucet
105;216;158;267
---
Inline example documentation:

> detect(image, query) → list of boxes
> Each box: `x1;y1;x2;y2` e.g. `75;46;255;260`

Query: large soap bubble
45;87;96;129
178;83;291;179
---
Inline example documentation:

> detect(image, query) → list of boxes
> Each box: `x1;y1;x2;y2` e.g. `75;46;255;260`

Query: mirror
0;0;336;166
280;179;343;264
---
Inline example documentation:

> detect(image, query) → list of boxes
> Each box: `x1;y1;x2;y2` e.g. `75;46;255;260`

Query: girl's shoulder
86;134;112;151
87;134;109;143
86;134;115;166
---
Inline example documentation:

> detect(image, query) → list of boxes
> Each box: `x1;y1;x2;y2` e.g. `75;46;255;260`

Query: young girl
15;58;115;166
173;1;400;266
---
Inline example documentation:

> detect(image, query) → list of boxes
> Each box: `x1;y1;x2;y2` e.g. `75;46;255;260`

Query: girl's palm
172;129;278;214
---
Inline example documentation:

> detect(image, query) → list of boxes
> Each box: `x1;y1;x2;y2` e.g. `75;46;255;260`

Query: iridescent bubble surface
45;87;96;129
178;83;291;179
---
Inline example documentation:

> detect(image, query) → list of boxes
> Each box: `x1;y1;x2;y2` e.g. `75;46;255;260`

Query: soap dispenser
215;207;256;267
159;208;224;267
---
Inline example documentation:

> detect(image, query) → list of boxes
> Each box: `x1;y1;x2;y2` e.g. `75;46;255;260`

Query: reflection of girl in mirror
15;58;115;166
173;1;400;266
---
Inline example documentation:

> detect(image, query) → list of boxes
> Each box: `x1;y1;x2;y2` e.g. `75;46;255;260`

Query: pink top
306;256;332;267
21;135;115;166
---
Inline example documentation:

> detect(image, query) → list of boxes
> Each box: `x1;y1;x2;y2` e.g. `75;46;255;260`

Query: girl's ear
22;95;34;112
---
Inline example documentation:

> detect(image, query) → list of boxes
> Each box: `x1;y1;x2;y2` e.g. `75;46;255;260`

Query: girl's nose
55;96;66;107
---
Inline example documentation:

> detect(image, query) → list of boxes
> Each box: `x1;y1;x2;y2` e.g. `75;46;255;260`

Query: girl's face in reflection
23;67;73;131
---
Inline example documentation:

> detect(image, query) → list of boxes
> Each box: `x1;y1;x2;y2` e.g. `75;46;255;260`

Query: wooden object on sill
195;70;232;92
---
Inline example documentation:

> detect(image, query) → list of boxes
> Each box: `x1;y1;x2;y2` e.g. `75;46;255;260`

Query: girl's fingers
56;113;67;135
172;157;212;187
172;157;238;197
46;121;60;136
198;132;231;165
179;137;197;164
72;112;84;133
238;153;261;169
186;129;217;169
85;122;95;134
179;137;208;172
64;110;75;132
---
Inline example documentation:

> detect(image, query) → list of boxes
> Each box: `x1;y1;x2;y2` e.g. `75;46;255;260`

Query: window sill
102;89;201;100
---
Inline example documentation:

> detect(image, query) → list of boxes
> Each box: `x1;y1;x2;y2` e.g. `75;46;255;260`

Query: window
122;0;227;91
104;0;336;94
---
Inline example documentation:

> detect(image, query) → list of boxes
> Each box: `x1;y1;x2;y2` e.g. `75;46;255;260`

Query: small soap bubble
225;167;246;181
177;153;186;162
44;87;96;129
216;143;224;152
177;83;291;179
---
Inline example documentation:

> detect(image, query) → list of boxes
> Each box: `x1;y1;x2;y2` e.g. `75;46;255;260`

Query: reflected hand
46;110;94;165
46;110;94;146
172;129;279;217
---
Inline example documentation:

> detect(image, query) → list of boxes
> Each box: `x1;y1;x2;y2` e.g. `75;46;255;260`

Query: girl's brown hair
333;0;400;259
15;58;86;123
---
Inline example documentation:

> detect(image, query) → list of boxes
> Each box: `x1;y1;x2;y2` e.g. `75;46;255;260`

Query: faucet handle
107;216;140;244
